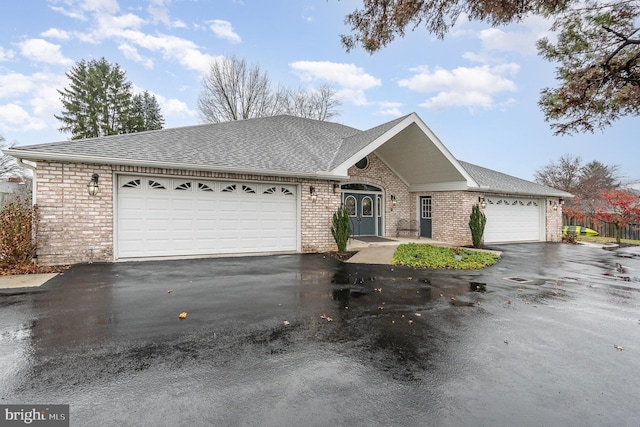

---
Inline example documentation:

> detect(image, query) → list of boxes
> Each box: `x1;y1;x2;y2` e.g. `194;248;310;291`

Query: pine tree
55;58;163;139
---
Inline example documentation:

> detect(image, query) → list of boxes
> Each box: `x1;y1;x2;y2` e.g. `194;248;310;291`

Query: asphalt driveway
1;243;639;426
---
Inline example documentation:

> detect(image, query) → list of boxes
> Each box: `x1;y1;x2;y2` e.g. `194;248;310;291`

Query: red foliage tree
594;190;640;243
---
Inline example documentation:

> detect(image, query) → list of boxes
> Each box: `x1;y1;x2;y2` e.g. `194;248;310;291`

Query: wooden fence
563;215;640;241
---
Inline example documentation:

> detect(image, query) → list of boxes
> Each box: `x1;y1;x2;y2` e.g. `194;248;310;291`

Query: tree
198;56;278;123
56;58;164;139
535;154;621;220
469;204;487;248
537;1;640;134
128;91;164;133
341;0;640;134
1;136;25;178
594;189;640;243
198;56;341;123
280;85;342;121
331;207;351;253
534;154;584;192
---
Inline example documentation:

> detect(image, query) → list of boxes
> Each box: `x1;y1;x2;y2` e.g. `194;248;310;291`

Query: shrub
0;200;38;271
562;232;578;244
469;204;486;248
331;207;351;253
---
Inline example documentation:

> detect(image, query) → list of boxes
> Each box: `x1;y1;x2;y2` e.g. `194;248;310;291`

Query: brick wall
36;162;114;265
412;191;478;245
35;162;343;265
546;197;563;242
347;154;410;236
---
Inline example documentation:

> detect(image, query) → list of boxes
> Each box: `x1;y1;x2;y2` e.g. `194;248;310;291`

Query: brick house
4;113;571;266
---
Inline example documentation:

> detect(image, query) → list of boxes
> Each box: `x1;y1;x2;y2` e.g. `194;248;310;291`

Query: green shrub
392;243;499;270
0;200;38;271
469;204;486;248
331;207;351;253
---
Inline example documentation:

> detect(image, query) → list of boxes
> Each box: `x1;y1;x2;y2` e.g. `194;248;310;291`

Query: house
3;113;572;266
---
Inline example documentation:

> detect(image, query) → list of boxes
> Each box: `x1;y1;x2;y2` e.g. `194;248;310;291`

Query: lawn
391;243;500;270
577;235;640;245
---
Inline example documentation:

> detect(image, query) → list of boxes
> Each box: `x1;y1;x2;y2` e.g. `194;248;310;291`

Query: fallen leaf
178;312;187;320
283;320;290;326
167;289;172;293
415;313;422;317
477;301;481;305
507;300;512;304
378;306;384;310
614;345;624;351
450;296;456;301
408;320;414;325
325;317;334;322
525;301;530;305
504;339;509;344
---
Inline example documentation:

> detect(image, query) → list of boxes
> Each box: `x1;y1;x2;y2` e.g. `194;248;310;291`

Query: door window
421;197;432;219
362;196;373;217
345;196;357;216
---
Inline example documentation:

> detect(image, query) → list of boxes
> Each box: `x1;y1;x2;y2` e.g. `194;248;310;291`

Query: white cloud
118;43;154;68
289;61;381;105
376;102;403;116
208;20;241;44
41;28;71;40
0;103;47;131
398;64;519;110
0;47;15;62
18;38;73;66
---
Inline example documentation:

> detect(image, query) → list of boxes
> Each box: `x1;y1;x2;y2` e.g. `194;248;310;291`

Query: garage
483;196;544;243
116;175;298;258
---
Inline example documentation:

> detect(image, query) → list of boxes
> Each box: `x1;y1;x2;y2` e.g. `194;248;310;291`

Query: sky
0;0;637;183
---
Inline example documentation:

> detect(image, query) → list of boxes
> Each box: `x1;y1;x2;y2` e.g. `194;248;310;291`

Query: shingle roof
12;115;360;175
458;160;573;198
5;114;572;198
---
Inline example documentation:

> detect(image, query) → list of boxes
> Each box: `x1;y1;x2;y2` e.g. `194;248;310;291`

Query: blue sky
1;0;637;182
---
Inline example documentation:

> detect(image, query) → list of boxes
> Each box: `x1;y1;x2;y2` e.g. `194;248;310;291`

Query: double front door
343;192;382;236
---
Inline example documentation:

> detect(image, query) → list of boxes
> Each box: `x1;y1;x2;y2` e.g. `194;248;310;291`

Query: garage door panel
117;176;298;258
484;197;543;243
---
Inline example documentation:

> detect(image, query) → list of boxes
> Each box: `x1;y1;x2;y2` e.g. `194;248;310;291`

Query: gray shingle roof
12;115;360;175
5;114;573;198
458;160;573;198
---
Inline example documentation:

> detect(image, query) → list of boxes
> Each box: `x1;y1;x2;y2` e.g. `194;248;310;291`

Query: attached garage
483;196;544;243
116;175;298;258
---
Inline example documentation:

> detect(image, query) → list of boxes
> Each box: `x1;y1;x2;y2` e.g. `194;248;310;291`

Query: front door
344;193;376;236
420;196;432;238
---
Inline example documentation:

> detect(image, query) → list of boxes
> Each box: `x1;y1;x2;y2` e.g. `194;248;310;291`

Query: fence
563;215;640;241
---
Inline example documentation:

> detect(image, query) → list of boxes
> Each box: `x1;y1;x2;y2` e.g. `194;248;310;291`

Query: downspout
17;158;37;205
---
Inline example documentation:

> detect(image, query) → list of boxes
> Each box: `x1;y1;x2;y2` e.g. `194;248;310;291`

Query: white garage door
117;175;298;258
483;197;544;243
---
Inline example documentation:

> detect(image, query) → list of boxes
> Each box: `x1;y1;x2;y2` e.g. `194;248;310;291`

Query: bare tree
198;56;341;123
534;154;583;192
198;56;280;123
280;84;341;121
0;136;25;178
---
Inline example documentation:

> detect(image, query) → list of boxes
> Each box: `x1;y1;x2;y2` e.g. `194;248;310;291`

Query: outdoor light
553;202;559;211
559;198;565;205
309;186;317;202
479;197;487;209
87;173;99;196
391;195;397;206
333;183;341;193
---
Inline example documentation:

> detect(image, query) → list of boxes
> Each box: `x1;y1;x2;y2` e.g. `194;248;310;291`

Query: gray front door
344;193;376;236
420;196;432;238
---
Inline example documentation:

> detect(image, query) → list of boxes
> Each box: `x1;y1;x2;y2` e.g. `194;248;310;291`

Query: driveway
1;243;639;426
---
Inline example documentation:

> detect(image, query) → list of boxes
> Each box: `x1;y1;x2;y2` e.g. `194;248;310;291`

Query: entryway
342;183;383;237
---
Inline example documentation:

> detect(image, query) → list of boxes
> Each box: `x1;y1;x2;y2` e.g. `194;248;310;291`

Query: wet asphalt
1;243;639;427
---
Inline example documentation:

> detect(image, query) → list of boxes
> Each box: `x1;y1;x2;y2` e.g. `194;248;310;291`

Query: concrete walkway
0;273;58;289
346;236;446;265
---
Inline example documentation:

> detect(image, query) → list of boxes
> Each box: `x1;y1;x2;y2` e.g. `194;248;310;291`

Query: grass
391;243;500;270
577;235;640;246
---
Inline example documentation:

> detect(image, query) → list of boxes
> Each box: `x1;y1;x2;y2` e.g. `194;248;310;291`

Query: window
148;180;166;190
377;196;382;217
280;187;293;196
362;196;373;217
345;196;356;216
198;182;214;192
355;157;369;170
263;186;277;194
222;184;237;193
175;182;192;191
421;197;432;219
122;179;141;189
242;185;256;194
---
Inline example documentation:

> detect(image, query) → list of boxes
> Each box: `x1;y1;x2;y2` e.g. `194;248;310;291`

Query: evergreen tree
55;58;163;139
